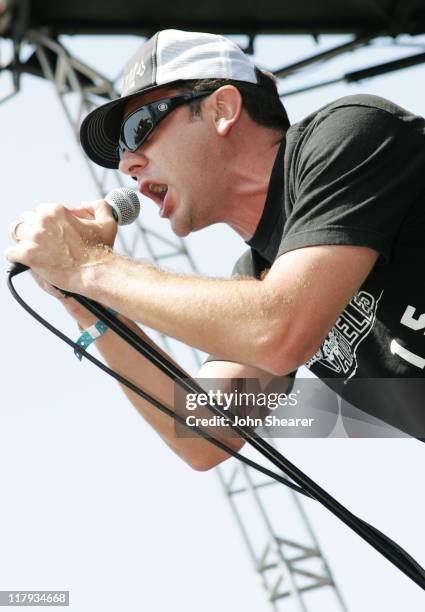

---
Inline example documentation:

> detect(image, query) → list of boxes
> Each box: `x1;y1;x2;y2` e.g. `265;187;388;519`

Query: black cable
6;272;310;498
6;270;425;591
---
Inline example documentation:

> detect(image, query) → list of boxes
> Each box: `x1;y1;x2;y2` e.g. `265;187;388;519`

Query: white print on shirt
306;290;382;379
400;305;425;332
390;305;425;369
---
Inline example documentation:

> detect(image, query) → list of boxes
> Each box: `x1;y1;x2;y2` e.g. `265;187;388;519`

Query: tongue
159;190;168;217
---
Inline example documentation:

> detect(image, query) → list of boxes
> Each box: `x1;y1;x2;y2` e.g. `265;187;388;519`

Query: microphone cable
6;268;425;591
6;270;310;498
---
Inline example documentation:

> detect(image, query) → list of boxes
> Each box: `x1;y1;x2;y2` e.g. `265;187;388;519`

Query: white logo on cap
123;59;147;93
158;103;168;112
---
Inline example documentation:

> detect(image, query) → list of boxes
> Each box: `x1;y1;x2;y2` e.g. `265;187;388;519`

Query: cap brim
79;84;163;169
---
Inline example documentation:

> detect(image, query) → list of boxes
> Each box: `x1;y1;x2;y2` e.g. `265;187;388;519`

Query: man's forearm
76;253;287;372
74;310;242;470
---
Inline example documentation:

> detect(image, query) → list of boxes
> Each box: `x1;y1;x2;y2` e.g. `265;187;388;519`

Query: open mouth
149;183;168;200
140;180;168;205
139;180;172;217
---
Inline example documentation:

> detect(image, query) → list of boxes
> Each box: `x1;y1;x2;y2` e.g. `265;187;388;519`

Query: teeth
149;184;168;194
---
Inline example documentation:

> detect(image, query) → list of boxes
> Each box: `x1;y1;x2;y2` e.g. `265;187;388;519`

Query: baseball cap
80;29;261;169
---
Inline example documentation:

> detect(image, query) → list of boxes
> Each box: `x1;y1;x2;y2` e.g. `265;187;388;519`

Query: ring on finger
10;220;24;242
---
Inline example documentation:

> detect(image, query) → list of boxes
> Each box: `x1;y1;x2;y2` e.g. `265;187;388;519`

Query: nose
118;149;148;177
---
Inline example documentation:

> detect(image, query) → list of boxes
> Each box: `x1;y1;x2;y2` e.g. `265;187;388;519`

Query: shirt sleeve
278;104;423;261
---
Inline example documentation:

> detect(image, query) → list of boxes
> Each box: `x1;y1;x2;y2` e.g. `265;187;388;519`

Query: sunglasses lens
122;109;154;151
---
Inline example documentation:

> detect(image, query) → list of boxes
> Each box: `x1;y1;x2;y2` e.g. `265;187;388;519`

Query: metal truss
3;31;349;611
277;32;425;97
216;435;349;611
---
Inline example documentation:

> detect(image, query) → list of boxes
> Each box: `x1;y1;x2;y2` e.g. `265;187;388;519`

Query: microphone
104;187;140;225
8;188;141;277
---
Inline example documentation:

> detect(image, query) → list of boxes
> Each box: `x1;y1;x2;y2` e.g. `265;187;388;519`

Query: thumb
69;199;115;224
93;198;116;223
69;199;117;247
67;206;95;220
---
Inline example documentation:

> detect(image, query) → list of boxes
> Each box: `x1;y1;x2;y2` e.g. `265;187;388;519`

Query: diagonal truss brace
13;30;349;612
217;452;349;611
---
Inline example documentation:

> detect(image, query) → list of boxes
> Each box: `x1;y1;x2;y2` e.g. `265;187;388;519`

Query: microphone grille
104;188;141;225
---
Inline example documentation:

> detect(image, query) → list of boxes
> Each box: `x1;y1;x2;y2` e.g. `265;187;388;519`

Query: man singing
6;30;425;466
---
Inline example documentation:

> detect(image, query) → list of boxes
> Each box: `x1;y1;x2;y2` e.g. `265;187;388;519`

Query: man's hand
5;199;118;292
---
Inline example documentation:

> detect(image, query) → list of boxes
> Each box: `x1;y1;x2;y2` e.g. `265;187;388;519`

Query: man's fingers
70;199;114;222
66;206;95;220
4;243;32;265
5;197;118;276
8;211;38;242
8;220;23;242
69;199;117;247
67;199;100;220
92;198;116;223
67;200;116;240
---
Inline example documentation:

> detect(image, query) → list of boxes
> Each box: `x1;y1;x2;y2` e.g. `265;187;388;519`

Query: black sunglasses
117;90;213;159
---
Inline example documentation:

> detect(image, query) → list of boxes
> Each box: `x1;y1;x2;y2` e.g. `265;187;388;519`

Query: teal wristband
74;308;118;360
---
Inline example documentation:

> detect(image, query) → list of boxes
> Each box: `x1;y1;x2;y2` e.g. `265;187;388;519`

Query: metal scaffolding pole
15;31;349;611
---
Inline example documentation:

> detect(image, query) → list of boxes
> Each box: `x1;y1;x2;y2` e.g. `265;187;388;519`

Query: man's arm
5;201;378;376
61;298;277;471
73;243;378;375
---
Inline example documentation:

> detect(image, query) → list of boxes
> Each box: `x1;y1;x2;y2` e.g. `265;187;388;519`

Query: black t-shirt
209;94;425;438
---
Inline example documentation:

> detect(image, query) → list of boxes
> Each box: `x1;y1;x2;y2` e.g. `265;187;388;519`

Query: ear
210;85;243;136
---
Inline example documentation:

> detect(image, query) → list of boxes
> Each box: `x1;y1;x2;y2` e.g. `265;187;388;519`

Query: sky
1;31;424;612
